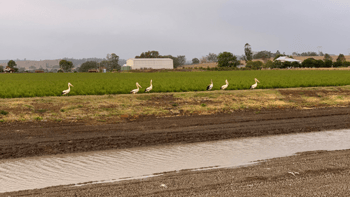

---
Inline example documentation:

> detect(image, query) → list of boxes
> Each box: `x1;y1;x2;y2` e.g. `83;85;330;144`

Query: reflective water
1;129;350;193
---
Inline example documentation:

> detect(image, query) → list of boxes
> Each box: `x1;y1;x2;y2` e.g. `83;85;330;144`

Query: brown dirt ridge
1;106;350;160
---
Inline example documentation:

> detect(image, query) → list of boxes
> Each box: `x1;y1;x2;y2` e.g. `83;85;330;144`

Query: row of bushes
245;58;350;70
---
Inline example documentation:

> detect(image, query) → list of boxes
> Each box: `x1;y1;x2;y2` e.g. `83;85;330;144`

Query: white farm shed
126;58;173;69
275;56;301;63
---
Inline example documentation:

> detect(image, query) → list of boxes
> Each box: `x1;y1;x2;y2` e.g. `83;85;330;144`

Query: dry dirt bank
1;106;350;160
1;86;350;125
5;149;350;196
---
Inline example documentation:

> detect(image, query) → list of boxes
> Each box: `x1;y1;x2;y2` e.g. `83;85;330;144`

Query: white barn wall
126;58;173;69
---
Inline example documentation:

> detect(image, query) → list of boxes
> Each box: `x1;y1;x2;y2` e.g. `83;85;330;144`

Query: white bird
250;78;260;90
160;184;167;188
130;82;142;94
206;79;213;91
220;79;229;90
62;82;74;96
288;171;299;176
145;79;153;93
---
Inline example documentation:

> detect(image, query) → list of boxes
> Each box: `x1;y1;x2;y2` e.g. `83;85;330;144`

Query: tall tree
0;65;3;72
79;61;98;72
192;58;199;64
7;60;17;69
253;51;272;60
163;55;182;68
217;52;240;67
292;52;301;56
59;60;74;72
177;55;186;67
200;56;208;63
301;58;316;68
263;60;274;69
274;50;281;57
135;51;160;58
99;60;110;71
244;43;253;62
336;54;346;62
324;53;333;61
246;61;263;70
150;51;159;58
7;60;18;72
106;53;120;71
207;53;218;62
300;51;318;56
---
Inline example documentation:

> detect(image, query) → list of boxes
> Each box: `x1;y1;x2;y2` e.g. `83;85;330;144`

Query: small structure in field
126;58;173;70
275;56;301;63
121;64;131;71
88;69;98;73
4;66;15;73
35;70;45;73
99;67;107;73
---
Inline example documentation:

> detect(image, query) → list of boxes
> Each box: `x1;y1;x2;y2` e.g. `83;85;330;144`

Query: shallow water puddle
1;129;350;193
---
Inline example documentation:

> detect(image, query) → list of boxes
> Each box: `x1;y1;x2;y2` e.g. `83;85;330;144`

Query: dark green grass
1;70;350;98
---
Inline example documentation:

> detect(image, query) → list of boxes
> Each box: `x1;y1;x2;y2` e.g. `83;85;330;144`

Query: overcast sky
1;0;349;61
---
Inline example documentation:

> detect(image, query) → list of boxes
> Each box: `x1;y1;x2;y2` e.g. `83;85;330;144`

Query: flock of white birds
61;78;260;96
206;78;259;91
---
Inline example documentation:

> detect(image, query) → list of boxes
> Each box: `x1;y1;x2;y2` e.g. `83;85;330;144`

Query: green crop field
1;70;350;98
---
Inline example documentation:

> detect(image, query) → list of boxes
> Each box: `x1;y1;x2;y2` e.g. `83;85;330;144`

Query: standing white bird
62;82;74;96
145;79;153;93
130;82;142;94
250;78;260;89
206;79;213;91
220;79;229;90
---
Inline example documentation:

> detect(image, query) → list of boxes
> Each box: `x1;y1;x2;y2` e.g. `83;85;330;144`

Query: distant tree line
2;43;348;73
244;53;349;70
190;42;349;71
78;53;121;72
191;53;218;64
63;57;126;68
192;48;324;64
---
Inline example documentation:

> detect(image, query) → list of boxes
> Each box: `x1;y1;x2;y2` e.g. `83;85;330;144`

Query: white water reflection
1;129;350;193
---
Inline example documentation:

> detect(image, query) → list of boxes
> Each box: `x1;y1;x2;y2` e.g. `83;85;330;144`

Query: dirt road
1;107;350;160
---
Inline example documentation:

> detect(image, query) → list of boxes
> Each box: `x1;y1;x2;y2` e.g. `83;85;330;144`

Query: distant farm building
4;66;15;73
121;64;131;71
126;58;173;69
99;67;107;73
275;56;301;63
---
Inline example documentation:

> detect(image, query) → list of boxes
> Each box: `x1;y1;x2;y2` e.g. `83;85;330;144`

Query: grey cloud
0;0;349;61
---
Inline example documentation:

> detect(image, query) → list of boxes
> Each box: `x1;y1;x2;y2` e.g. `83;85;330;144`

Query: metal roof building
275;56;301;63
126;58;173;69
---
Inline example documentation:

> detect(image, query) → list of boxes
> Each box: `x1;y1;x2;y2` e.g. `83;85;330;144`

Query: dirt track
1;107;350;160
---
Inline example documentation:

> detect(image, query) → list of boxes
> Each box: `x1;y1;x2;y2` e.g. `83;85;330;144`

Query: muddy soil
1;107;350;160
6;149;350;196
